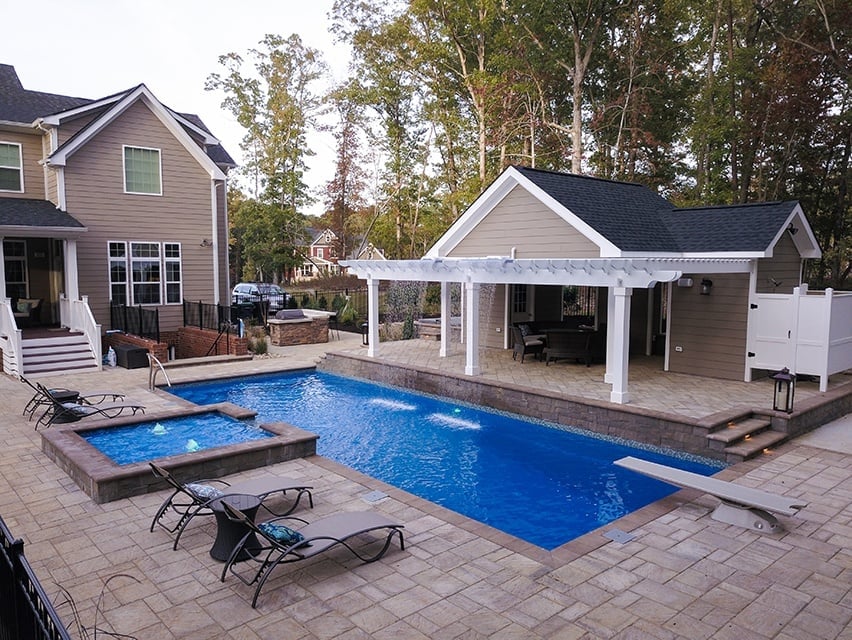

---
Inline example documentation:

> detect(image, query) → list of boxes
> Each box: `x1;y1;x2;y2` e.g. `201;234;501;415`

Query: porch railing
109;302;160;343
1;514;71;640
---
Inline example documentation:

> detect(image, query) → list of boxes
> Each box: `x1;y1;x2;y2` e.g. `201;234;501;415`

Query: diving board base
712;500;781;533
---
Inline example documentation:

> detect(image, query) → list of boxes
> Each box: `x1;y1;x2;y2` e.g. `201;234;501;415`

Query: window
108;241;182;305
123;146;161;195
0;142;23;192
316;247;324;259
3;239;28;299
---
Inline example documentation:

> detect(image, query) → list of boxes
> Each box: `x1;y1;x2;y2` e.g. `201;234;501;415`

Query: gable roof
428;166;820;259
0;64;235;169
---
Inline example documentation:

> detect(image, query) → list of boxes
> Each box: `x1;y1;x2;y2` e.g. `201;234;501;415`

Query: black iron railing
0;515;71;640
109;303;160;343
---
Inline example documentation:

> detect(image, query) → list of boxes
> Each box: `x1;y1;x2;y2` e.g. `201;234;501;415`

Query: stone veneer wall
269;317;328;346
318;351;723;460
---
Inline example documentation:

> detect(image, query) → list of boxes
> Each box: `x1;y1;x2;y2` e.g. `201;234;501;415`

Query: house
295;228;386;281
342;166;852;402
0;64;234;376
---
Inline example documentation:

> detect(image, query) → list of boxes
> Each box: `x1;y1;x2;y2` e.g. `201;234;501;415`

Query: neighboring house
0;64;234;376
343;165;851;402
294;228;386;281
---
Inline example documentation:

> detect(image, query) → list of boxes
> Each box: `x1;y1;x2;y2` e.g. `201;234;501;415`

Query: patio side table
209;494;262;562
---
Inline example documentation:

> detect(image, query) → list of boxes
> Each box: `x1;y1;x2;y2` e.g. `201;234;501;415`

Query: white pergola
340;256;754;404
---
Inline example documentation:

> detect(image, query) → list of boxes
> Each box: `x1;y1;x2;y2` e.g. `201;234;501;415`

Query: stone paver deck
1;333;850;639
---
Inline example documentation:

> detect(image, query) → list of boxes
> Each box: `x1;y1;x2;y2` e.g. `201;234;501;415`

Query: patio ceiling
341;257;754;287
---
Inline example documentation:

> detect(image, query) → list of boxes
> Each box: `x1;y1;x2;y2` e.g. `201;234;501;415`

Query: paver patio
1;333;850;639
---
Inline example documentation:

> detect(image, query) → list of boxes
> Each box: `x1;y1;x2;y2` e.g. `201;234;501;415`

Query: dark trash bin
114;345;148;369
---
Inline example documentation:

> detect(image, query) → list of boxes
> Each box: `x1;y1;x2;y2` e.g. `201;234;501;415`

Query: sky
1;0;352;216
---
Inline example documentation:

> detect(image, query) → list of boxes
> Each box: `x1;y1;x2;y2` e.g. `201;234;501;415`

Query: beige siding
668;273;750;380
1;131;45;200
448;186;601;258
756;232;803;293
57;113;101;146
63;100;219;331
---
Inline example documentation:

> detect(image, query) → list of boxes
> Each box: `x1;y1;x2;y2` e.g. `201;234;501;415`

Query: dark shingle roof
512;166;795;254
0;64;90;123
0;197;85;229
0;64;234;168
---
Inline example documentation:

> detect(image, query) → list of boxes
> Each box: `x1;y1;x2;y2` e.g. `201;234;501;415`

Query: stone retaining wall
318;351;721;460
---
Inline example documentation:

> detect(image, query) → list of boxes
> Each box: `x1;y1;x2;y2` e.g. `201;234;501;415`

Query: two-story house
0;64;234;376
295;228;386;282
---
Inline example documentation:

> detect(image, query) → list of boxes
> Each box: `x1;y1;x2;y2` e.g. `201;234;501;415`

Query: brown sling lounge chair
148;463;314;550
21;375;126;420
33;382;144;430
220;502;405;608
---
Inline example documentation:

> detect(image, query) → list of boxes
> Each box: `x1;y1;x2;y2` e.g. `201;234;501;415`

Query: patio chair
220;502;405;608
21;376;126;420
148;462;314;550
511;325;544;363
33;382;144;430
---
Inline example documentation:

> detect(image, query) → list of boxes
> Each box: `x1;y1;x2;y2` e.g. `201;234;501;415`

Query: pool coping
39;402;318;503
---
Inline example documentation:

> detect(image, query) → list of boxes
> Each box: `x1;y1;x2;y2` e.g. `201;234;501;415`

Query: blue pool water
167;371;724;549
82;413;273;465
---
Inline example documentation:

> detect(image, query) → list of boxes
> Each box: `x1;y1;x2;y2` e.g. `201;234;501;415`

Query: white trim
45;85;227;181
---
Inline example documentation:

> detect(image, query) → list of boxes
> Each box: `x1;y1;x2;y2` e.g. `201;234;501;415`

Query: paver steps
706;414;787;463
20;332;100;377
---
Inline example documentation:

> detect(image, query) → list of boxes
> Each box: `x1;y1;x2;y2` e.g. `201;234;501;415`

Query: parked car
231;282;290;312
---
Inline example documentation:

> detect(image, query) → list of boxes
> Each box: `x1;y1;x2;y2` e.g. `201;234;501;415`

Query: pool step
706;414;787;463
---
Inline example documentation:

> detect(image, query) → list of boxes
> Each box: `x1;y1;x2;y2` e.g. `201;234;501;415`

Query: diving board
614;456;807;533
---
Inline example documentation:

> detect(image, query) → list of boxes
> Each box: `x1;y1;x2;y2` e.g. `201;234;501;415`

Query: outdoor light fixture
200;239;213;247
787;223;798;235
700;279;713;295
771;367;796;413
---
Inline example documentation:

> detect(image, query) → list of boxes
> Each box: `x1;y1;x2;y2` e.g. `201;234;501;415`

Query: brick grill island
268;310;329;346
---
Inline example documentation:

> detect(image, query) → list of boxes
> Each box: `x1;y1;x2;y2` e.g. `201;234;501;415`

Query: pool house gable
426;166;620;260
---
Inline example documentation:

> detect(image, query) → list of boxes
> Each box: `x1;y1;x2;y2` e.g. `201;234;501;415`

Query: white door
510;284;535;324
747;293;793;371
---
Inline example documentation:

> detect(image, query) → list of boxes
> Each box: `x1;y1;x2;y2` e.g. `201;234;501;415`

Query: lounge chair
21;376;126;420
148;462;314;550
33;382;144;430
220;502;405;608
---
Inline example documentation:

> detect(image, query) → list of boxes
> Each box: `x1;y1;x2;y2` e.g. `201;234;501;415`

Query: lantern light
771;367;796;413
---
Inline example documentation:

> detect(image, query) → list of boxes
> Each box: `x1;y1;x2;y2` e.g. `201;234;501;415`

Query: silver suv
231;282;289;312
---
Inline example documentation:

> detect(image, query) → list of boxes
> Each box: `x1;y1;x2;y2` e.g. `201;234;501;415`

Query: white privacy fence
748;286;852;392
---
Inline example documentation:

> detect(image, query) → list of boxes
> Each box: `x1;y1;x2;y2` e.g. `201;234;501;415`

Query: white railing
0;299;22;376
59;293;102;370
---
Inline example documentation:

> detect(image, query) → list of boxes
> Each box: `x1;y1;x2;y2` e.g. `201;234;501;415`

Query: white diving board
614;456;808;533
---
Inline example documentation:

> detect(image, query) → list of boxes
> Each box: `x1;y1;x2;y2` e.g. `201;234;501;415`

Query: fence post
197;301;203;330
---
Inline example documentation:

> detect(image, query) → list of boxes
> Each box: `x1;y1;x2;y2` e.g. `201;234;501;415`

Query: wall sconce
786;223;798;236
700;279;713;295
677;277;693;288
771;367;796;413
200;239;213;247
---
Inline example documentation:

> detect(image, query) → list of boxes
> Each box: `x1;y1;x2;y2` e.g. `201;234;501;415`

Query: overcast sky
1;0;351;216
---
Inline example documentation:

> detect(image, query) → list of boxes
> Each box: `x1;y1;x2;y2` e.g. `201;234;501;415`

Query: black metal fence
1;515;70;640
182;299;266;330
109;303;160;343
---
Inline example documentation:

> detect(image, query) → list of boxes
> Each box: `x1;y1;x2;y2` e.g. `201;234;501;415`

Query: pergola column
609;286;632;404
64;238;80;301
439;281;450;357
464;280;480;375
366;277;380;357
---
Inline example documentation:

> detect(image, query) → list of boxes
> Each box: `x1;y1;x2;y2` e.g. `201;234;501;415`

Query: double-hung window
0;142;23;192
123;146;161;195
108;241;182;305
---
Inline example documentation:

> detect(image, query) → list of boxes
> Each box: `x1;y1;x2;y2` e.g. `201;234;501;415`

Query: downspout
211;180;220;304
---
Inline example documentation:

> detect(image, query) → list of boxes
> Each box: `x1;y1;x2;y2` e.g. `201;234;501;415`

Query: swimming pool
168;370;724;549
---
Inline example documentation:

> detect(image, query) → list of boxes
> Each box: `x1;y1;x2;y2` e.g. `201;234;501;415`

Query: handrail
147;352;171;390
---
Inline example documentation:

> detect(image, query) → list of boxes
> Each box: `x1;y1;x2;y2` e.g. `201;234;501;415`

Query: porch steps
706;414;788;463
20;332;100;377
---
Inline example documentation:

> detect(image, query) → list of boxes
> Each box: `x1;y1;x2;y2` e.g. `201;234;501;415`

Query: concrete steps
21;332;100;377
706;414;788;463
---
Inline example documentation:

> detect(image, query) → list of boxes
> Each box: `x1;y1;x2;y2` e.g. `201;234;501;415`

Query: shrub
402;313;415;340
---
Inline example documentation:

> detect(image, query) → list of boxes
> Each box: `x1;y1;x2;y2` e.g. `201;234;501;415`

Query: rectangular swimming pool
167;370;725;550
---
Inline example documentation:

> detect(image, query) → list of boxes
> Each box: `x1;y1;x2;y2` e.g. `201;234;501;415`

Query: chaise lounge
221;502;405;608
149;463;314;550
21;376;126;420
33;382;145;430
